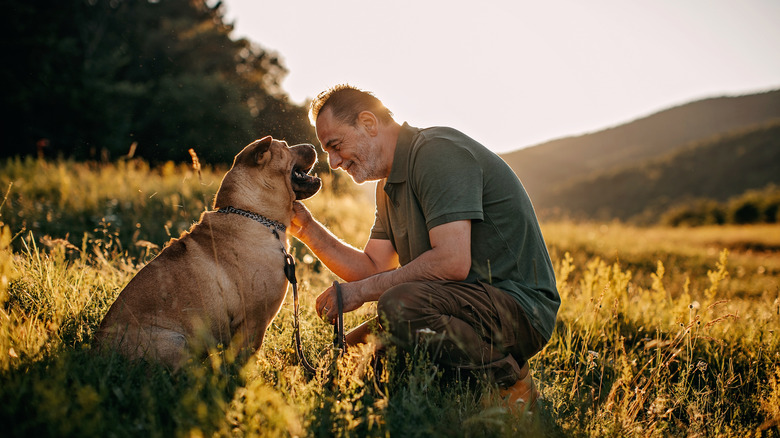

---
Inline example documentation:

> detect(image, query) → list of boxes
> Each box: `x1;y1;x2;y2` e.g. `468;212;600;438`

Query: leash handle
332;281;346;352
283;253;296;284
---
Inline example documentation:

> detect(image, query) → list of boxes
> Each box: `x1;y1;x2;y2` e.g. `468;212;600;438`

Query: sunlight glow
223;0;780;154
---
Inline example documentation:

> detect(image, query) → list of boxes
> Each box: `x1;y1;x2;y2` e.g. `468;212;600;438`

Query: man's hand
316;281;367;324
289;201;312;239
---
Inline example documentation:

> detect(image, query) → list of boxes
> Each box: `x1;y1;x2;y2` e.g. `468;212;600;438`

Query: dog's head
214;136;322;215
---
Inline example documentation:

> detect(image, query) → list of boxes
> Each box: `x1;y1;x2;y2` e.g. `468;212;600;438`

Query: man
289;85;560;410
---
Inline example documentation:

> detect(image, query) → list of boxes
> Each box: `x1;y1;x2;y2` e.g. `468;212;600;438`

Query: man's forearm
314;220;472;322
356;243;469;303
295;218;383;282
352;219;471;304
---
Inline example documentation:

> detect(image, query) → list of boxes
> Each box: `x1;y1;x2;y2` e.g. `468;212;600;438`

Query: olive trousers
375;280;546;388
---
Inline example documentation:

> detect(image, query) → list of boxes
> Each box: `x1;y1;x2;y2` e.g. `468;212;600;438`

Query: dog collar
216;206;286;234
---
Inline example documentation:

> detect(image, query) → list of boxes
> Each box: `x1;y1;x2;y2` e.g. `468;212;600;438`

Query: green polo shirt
370;123;560;341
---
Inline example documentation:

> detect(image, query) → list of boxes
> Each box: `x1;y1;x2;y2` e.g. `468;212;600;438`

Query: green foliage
727;186;780;224
2;0;315;163
660;200;727;227
0;157;366;262
662;185;780;227
536;246;780;437
0;157;220;257
1;161;779;436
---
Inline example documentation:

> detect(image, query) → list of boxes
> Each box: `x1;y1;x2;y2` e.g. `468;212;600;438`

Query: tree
1;0;315;163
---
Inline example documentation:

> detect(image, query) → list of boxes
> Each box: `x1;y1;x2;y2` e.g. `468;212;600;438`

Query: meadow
1;157;779;437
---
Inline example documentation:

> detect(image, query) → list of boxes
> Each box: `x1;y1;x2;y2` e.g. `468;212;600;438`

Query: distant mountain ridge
500;89;780;222
546;120;780;222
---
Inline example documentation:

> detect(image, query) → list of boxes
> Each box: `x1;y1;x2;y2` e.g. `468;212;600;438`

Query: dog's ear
251;136;273;163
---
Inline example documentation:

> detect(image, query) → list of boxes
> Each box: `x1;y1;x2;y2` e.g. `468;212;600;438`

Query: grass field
1;158;779;437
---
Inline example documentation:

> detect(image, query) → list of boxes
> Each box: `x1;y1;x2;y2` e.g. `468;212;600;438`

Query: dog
94;136;321;369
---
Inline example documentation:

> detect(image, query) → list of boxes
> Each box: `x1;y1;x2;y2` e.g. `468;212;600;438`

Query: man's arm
289;201;399;282
317;219;472;321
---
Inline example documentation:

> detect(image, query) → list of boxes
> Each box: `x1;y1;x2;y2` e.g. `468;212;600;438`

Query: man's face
315;108;387;184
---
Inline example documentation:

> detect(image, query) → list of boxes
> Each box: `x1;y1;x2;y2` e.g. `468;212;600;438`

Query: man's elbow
443;258;471;281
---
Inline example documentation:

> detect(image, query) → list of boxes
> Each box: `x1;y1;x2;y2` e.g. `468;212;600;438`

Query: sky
221;0;780;154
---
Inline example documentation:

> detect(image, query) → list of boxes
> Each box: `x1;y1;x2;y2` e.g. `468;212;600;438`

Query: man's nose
328;152;342;170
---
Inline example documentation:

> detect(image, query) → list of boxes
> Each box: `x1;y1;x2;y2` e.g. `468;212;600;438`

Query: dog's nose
290;143;315;151
290;143;318;170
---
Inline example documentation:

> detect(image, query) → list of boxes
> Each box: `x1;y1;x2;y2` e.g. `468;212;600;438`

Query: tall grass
1;158;779;436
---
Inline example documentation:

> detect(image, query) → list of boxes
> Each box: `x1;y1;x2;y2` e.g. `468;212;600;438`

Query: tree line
660;185;780;227
1;0;315;164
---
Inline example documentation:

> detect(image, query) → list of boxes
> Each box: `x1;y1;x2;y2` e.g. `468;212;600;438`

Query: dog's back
95;213;288;367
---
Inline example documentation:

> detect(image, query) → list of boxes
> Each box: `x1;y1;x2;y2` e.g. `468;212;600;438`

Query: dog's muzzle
290;144;322;200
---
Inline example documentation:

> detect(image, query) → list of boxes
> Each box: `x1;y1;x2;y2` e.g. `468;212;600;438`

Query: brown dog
95;136;321;368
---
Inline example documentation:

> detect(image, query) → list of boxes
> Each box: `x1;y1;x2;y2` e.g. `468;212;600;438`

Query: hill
500;89;780;220
542;120;780;222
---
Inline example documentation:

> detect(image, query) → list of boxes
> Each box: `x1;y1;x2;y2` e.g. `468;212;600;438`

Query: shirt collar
386;122;418;184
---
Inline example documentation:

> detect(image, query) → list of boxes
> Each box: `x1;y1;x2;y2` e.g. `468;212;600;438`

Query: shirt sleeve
410;137;484;230
369;207;389;240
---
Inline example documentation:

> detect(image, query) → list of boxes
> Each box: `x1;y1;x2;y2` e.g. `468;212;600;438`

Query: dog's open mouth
290;144;322;200
291;165;321;200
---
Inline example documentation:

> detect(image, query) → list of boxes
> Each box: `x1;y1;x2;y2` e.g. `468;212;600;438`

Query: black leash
286;260;346;374
332;281;346;352
283;249;319;374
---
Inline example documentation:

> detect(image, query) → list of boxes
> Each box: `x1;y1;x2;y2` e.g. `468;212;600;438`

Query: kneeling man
291;85;560;411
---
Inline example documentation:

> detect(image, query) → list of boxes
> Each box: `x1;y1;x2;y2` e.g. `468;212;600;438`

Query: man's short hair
309;84;394;126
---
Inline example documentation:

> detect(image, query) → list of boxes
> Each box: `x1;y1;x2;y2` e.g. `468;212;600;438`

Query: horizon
222;0;780;154
503;86;780;152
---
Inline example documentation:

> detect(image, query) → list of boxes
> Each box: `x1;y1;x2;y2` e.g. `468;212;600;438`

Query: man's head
309;85;400;184
309;84;394;127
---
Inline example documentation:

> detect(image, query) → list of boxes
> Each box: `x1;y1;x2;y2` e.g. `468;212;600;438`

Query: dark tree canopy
1;0;316;164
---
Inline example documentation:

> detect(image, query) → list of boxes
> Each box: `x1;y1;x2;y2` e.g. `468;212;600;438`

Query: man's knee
377;282;434;342
377;282;420;324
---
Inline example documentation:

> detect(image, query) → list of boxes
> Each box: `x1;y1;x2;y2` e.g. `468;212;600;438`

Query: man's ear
251;136;273;163
357;111;379;136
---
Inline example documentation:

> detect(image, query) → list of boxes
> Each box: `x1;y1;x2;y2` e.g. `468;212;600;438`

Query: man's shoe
498;363;539;414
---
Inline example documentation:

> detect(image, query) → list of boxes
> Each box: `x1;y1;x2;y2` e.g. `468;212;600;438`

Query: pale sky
222;0;780;154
